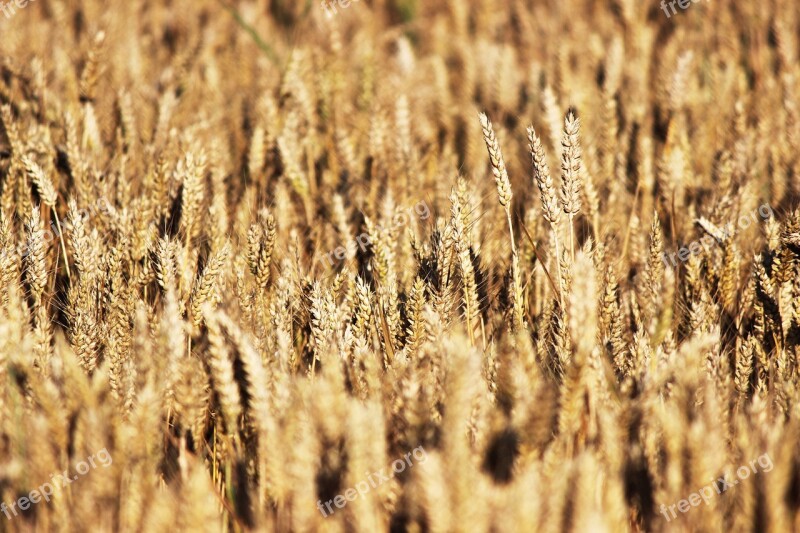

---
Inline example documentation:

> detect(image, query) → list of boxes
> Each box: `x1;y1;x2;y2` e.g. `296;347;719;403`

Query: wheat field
0;0;799;531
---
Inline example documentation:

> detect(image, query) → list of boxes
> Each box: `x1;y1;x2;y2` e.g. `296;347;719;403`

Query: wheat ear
22;156;71;280
560;112;582;262
528;125;565;305
478;112;517;256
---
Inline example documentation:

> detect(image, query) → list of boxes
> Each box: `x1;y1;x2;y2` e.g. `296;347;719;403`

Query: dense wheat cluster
2;0;800;531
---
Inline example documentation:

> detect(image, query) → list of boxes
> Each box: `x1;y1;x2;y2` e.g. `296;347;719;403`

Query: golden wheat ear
559;111;582;262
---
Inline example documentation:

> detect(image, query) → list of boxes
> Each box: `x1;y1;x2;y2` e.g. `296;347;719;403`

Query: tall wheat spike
560;112;582;262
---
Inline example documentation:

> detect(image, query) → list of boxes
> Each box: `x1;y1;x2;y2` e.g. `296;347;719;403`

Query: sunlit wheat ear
277;135;309;204
0;210;20;307
478;112;516;255
405;276;427;357
639;214;664;329
433;221;457;328
155;236;179;292
79;31;104;103
107;277;135;397
22;155;71;279
79;32;106;154
450;190;479;343
21;155;56;207
600;263;626;374
528;126;560;227
0;105;21;161
190;241;230;328
177;152;207;243
568;247;598;361
24;206;48;307
667;51;694;114
215;310;273;457
476;113;510;207
718;239;741;314
159;283;189;421
351;276;373;343
309;281;337;377
248;123;267;180
559;112;582;262
202;304;242;434
246;209;276;290
528;125;564;304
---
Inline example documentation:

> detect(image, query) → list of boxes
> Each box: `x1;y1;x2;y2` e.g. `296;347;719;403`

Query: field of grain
1;0;799;531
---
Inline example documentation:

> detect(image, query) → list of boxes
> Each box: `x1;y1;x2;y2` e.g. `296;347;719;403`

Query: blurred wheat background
1;0;800;531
